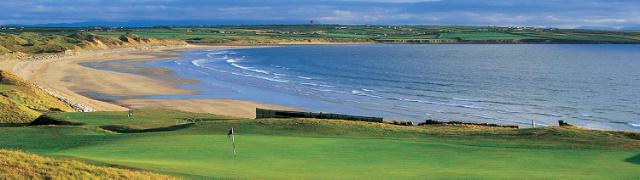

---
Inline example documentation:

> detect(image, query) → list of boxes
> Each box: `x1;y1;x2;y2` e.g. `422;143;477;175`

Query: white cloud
0;0;639;29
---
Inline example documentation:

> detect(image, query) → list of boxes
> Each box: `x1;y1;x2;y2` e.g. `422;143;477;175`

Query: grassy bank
0;71;74;124
1;110;638;179
0;149;176;179
0;32;184;58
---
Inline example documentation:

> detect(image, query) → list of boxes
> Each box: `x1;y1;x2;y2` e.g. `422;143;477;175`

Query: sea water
143;44;640;131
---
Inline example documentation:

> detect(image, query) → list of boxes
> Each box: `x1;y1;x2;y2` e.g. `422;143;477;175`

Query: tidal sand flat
0;46;293;118
118;44;640;131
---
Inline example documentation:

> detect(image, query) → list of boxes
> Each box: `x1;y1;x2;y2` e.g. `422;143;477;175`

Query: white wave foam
234;72;289;83
226;58;271;75
311;88;334;92
496;109;523;114
396;97;507;113
401;98;436;104
351;90;383;98
301;82;334;88
629;123;640;128
191;59;208;67
202;51;293;83
297;76;313;80
361;88;375;92
191;59;225;73
452;97;475;101
206;51;234;58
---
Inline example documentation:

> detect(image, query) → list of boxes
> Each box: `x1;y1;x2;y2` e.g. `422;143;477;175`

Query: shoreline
112;44;640;132
0;44;295;118
2;43;638;131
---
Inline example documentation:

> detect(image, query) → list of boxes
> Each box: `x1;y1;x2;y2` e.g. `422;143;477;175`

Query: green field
438;32;532;40
2;25;640;57
1;110;639;179
2;25;640;54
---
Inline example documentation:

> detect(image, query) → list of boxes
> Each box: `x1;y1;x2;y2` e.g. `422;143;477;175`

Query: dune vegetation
0;71;74;124
0;32;185;58
1;109;638;179
0;149;176;179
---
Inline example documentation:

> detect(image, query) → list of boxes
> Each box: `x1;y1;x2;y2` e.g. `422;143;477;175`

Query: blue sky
1;0;639;29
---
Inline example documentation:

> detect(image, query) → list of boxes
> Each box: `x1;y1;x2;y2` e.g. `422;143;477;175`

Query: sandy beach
0;45;294;118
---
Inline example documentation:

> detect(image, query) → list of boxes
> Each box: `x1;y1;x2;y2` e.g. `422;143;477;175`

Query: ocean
141;44;640;131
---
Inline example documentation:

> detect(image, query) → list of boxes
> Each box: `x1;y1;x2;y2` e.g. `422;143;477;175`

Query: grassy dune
0;149;176;179
0;32;185;57
1;110;639;179
0;71;74;124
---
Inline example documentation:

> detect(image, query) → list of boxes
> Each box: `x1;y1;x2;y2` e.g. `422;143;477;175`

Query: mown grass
52;133;639;179
0;149;176;179
44;109;231;129
1;110;639;179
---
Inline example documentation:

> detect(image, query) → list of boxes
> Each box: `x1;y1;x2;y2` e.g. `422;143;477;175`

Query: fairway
52;133;639;179
1;110;639;179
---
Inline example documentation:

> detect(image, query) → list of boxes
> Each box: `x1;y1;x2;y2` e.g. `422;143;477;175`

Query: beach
1;44;639;131
0;45;294;118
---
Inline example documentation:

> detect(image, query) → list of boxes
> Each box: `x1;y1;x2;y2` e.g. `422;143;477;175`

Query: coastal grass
1;110;639;179
0;71;74;124
0;149;176;179
0;32;183;57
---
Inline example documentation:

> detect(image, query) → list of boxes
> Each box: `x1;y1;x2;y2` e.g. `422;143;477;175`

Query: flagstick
232;133;237;158
229;127;237;158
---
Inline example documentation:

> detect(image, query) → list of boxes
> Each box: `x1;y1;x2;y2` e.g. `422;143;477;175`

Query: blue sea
141;44;640;131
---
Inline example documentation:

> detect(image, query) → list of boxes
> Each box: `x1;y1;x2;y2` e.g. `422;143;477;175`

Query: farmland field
437;32;531;40
2;25;640;53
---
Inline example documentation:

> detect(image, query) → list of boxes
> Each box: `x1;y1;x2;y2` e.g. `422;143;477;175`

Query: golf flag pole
228;128;236;157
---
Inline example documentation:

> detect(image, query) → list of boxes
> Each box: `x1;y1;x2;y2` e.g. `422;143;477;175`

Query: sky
1;0;639;29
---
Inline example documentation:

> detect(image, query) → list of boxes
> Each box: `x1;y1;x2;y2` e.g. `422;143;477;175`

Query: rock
32;84;95;112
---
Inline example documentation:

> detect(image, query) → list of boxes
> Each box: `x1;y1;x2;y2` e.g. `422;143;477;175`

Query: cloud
0;0;638;29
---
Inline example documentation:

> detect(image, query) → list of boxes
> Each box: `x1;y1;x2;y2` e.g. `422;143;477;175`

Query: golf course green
1;109;639;179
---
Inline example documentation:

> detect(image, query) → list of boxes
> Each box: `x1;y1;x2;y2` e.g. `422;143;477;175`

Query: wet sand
0;45;294;118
